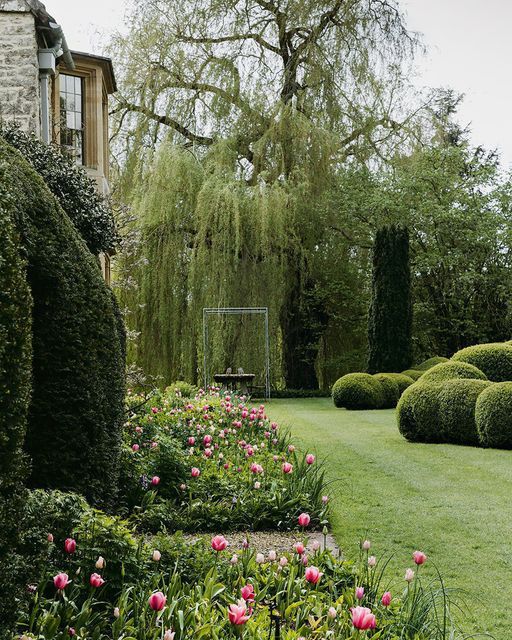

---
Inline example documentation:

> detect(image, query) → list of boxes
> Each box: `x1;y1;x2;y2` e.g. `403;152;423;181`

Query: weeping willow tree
112;0;430;388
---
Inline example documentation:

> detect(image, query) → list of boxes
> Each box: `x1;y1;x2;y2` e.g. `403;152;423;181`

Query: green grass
268;398;511;638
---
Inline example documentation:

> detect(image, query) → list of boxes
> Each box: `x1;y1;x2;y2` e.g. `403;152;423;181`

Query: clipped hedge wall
452;343;512;382
332;373;385;410
0;163;33;637
1;139;125;507
438;379;491;445
476;383;512;449
420;361;487;384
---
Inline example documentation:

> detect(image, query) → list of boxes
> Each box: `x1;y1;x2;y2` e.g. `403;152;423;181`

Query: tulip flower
368;555;376;567
191;467;200;477
151;476;160;486
305;566;321;584
282;462;293;474
228;599;251;625
405;568;415;582
254;481;261;489
95;556;106;569
53;573;70;590
413;550;427;565
231;554;239;564
294;541;305;555
211;535;228;551
268;550;276;561
381;591;392;607
279;556;288;566
311;540;320;551
328;606;337;619
306;454;315;464
64;538;76;554
322;495;329;504
256;553;265;564
68;628;75;637
89;573;105;588
298;512;311;527
152;549;161;562
47;533;54;543
131;444;139;452
351;606;376;630
362;539;371;551
164;631;175;640
241;584;255;602
356;586;364;600
148;591;167;611
113;607;120;618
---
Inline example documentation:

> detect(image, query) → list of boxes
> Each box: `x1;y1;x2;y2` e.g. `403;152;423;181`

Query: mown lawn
268;398;512;638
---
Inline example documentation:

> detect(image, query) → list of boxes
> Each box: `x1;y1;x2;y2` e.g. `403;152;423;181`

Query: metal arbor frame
202;307;270;399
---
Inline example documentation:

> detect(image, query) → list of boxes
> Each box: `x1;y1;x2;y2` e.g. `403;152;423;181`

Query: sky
43;0;512;167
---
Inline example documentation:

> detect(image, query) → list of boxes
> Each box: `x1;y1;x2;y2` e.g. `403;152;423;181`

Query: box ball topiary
420;361;487;384
414;356;450;371
452;343;512;382
476;382;512;449
401;369;423;381
438;379;492;445
332;373;385;409
397;382;443;442
373;374;401;408
381;372;415;394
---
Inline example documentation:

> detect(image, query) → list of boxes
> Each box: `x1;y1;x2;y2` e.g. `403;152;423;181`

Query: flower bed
119;388;328;532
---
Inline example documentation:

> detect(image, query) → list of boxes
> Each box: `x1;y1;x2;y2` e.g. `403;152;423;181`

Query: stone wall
0;7;40;135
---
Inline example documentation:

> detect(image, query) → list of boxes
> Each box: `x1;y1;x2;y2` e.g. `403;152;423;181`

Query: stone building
0;0;116;282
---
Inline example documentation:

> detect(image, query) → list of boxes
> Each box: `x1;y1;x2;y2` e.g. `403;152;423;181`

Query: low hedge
438;379;492;445
414;356;450;371
452;343;512;382
332;373;385;409
476;383;512;449
420;361;487;384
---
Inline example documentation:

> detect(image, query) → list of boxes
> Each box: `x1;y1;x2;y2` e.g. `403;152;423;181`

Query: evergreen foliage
0;139;125;507
372;373;401;408
332;373;385;410
476;382;512;449
419;361;487;384
367;225;412;374
0;160;32;637
452;343;512;382
397;383;443;443
414;356;449;371
0;126;118;254
401;369;423;380
438;379;491;445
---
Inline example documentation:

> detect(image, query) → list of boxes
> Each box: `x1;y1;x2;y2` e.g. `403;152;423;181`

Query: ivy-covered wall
0;138;125;508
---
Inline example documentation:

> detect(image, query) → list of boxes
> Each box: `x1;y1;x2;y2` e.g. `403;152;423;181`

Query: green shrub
165;380;198;398
332;373;385;409
414;356;449;371
397;383;443;442
380;372;415;394
476;383;512;448
0;125;117;254
1;139;125;507
438;379;492;445
401;368;423;380
0;161;32;637
452;343;512;382
372;373;401;408
420;361;487;384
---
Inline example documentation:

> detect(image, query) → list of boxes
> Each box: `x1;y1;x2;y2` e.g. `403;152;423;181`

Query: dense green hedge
476;383;512;449
420;361;487;384
0;126;117;254
332;373;385;409
383;373;415;394
397;383;442;442
0;163;33;637
452;343;512;382
401;368;423;380
414;356;449;371
438;379;492;445
1;139;125;507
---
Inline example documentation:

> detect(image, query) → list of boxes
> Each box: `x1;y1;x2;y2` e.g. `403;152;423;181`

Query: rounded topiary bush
332;373;385;410
372;374;401;408
401;369;423;381
452;343;512;382
397;383;443;442
382;372;415;394
420;361;487;384
438;379;492;445
414;356;449;371
476;383;512;448
1;139;125;507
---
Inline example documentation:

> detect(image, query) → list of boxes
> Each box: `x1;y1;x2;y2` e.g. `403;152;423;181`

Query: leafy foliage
476;382;512;449
0;125;118;254
332;373;385;410
438;379;491;445
368;225;413;373
452;342;512;382
419;361;487;384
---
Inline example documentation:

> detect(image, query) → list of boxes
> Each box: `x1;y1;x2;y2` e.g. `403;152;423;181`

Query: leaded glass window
60;74;84;164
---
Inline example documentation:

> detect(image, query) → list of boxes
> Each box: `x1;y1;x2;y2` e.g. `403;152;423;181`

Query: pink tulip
68;628;75;637
89;573;105;588
294;541;305;555
288;444;295;453
164;631;175;640
306;454;315;464
356;586;364;600
362;539;371;550
53;573;70;590
381;591;392;607
47;533;54;543
228;599;251;625
148;591;167;611
305;566;321;584
301;553;309;566
413;550;427;565
368;555;376;567
328;606;337;619
188;436;195;445
131;444;139;452
250;463;263;474
151;476;160;486
405;568;415;582
298;512;311;527
64;538;76;554
282;462;293;474
241;584;255;602
351;606;376;630
211;535;228;551
322;495;329;504
191;467;200;477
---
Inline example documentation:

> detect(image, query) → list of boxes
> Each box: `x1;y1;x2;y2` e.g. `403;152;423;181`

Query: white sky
44;0;512;167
